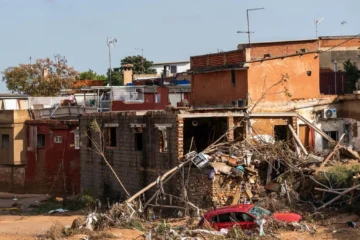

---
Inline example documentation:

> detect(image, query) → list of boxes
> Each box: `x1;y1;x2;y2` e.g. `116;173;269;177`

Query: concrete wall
0;110;30;165
191;70;248;108
26;120;80;195
0;166;25;192
80;111;179;200
151;62;190;75
247;54;320;104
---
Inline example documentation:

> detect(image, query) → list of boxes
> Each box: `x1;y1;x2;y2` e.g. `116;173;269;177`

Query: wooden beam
288;124;308;156
318;133;345;171
297;114;335;143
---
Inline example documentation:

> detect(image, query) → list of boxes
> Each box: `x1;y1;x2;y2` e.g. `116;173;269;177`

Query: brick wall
80;111;179;201
191;50;245;70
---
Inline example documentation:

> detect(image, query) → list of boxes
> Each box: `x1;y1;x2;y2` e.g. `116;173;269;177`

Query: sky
0;0;359;92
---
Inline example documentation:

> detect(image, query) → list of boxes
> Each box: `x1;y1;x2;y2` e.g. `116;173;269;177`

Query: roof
319;35;360;40
237;38;318;49
0;93;28;99
152;61;190;66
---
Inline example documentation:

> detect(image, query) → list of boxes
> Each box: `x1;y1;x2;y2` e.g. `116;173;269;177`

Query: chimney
122;64;133;85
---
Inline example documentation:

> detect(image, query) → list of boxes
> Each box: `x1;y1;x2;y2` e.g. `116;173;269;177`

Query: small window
134;128;143;151
2;134;9;149
106;127;117;147
37;134;46;148
54;136;62;143
231;70;236;87
159;128;168;152
323;131;339;149
155;94;161;103
170;65;177;74
264;53;271;58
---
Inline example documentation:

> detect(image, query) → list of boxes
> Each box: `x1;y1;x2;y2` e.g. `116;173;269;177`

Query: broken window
274;125;288;141
105;127;117;147
323;131;339;149
134;128;143;151
158;127;168;152
37;134;46;148
231;70;236;87
2;134;9;149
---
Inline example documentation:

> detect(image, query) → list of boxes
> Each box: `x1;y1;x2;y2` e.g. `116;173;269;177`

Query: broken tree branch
317;183;360;210
318;133;345;171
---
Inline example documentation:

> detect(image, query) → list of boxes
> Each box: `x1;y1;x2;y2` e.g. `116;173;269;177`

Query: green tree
121;55;156;74
2;58;78;96
343;59;360;93
104;68;123;86
79;69;106;80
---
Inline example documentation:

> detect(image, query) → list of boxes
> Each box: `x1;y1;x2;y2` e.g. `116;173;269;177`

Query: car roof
205;204;255;216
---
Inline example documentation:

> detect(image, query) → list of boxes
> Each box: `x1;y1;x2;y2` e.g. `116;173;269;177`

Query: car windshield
249;206;272;218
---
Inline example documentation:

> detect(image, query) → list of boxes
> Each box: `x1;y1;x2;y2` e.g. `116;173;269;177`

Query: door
299;125;312;150
233;212;256;229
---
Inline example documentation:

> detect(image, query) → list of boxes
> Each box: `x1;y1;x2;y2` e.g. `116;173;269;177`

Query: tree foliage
79;69;106;80
2;58;78;96
343;59;360;93
121;55;156;74
104;68;123;86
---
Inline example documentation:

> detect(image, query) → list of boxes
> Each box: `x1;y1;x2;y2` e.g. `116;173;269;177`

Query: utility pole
107;37;117;86
135;48;144;73
341;21;347;35
315;18;324;38
237;8;264;46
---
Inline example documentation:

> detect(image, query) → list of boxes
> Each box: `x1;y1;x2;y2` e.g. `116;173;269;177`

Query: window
37;134;46;148
170;65;177;74
159;128;168;152
231;70;236;87
106;127;117;147
54;136;62;143
323;131;339;149
155;94;161;103
74;134;80;150
234;212;254;222
217;213;232;223
134;128;143;151
249;206;272;218
2;134;9;149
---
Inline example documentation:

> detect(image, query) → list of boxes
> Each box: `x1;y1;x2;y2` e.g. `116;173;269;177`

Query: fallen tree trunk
126;160;191;203
317;183;360;210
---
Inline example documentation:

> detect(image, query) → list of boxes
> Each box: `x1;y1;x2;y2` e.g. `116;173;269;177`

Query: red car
199;204;302;230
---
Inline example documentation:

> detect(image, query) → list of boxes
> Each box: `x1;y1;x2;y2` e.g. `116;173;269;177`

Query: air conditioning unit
323;108;337;119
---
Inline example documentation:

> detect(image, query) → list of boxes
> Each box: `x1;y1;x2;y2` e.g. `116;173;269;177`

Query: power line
319;33;360;54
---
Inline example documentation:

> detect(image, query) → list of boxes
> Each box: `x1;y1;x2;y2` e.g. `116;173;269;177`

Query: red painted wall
112;87;170;111
25;120;80;196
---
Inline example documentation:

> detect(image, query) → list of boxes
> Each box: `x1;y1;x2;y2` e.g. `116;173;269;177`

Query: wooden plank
318;133;345;171
297;114;335;143
232;192;241;205
288;124;308;155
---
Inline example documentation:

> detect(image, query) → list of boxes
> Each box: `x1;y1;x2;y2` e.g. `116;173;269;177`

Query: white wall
151;62;190;75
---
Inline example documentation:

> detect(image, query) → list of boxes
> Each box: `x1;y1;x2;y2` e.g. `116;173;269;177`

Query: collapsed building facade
79;37;360;209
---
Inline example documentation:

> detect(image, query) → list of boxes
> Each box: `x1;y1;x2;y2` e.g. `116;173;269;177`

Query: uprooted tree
2;58;79;96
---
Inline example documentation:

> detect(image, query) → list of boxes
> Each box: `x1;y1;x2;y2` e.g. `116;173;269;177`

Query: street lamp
134;48;144;73
107;37;117;87
237;8;264;46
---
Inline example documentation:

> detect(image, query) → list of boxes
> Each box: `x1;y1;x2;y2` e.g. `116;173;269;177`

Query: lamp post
341;21;347;35
237;8;264;46
107;37;117;87
135;48;144;73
